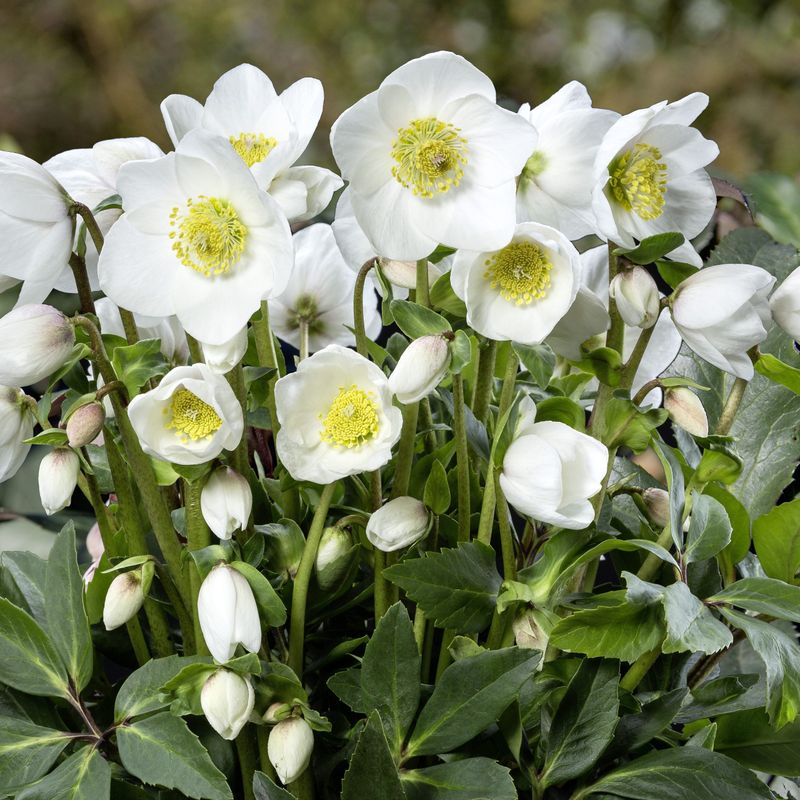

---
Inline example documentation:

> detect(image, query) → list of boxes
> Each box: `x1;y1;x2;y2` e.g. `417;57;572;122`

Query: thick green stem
716;377;748;435
118;309;140;345
419;397;438;452
471;339;497;424
68;253;96;315
186;334;204;365
636;525;674;582
226;364;252;487
416;258;430;308
373;550;390;622
389;402;419;499
72;201;105;253
235;729;258;800
494;471;516;580
252;302;282;442
256;726;277;780
184;478;211;656
497;349;519;419
475;464;497;547
299;319;310;362
453;373;471;542
353;259;376;359
605;243;624;354
619;646;661;692
619;324;656;390
125;616;150;665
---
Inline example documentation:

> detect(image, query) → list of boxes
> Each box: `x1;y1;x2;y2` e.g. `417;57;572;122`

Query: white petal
279;77;324;162
161;94;204;145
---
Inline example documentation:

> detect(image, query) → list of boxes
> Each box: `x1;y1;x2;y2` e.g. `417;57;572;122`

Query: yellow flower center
391;118;468;198
484;241;553;305
169;196;247;277
320;385;380;448
229;132;278;167
166;388;222;441
608;143;668;220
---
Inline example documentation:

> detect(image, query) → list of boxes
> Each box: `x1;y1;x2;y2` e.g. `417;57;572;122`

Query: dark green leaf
402;758;516;800
423;459;451;515
16;746;110;800
715;707;800;776
709;577;800;622
653;440;685;550
615;232;685;264
676;674;763;723
390;300;451;339
341;712;405;800
660;581;732;654
429;272;467;317
0;717;70;793
327;667;365;713
753;498;800;584
0;550;47;624
656;259;699;289
229;561;286;626
253;771;293;800
684;493;732;564
111;338;168;397
513;342;555;388
605;688;688;759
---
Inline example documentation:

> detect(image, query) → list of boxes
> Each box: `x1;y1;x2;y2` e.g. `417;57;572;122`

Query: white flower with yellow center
516;82;618;239
592;93;719;266
450;222;581;345
127;364;244;465
330;51;536;261
161;64;343;223
98;130;293;346
270;224;380;353
274;345;402;484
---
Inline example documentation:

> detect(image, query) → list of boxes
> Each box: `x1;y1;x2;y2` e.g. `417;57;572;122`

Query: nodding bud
0;304;75;387
201;328;248;375
200;669;255;741
38;448;80;515
268;717;314;786
609;267;660;329
315;526;354;591
103;570;145;630
200;467;253;540
378;258;437;290
260;521;305;578
663;387;709;437
366;496;430;553
512;608;554;670
388;334;451;404
643;487;670;529
66;402;105;448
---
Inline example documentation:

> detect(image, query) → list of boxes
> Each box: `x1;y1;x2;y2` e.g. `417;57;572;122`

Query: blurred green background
1;0;799;179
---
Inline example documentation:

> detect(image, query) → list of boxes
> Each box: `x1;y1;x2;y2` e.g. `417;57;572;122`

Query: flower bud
66;401;105;448
315;526;354;591
103;570;145;630
770;265;800;340
264;702;292;724
83;522;105;584
0;386;33;484
512;608;554;671
201;328;248;374
378;258;438;290
260;521;305;578
38;448;79;515
643;487;670;529
268;717;314;785
609;267;660;329
388;335;451;404
366;496;429;553
200;669;255;740
664;387;709;437
201;467;253;540
0;305;75;386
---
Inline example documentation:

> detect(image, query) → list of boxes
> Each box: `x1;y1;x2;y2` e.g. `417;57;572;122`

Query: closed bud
268;717;314;785
388;335;451;404
366;496;429;553
260;521;305;578
664;387;709;437
201;467;253;540
103;570;145;630
643;487;670;529
200;669;255;740
378;258;437;290
263;702;293;724
315;526;354;591
38;447;79;515
609;267;660;329
0;386;34;484
201;328;248;374
0;305;75;386
512;608;555;671
66;402;105;448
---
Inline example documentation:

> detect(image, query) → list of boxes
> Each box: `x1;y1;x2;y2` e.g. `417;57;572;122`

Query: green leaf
383;542;502;633
0;596;69;698
117;711;232;800
541;659;620;788
745;172;800;247
755;351;800;394
653;439;685;550
23;428;69;446
327;667;365;713
694;445;743;485
705;484;751;567
684;492;732;564
0;550;47;624
16;746;110;800
594;395;667;453
402;758;516;800
45;522;93;693
708;577;800;622
360;602;420;755
615;232;685;264
448;329;472;374
390;300;451;339
656;259;699;289
676;674;763;723
605;688;688;759
534;396;586;431
253;771;294;800
576;347;622;387
110;338;168;397
513;342;555;388
660;580;733;654
407;646;538;757
429;272;467;317
423;459;451;515
753;498;800;584
341;712;405;800
0;717;70;793
721;608;800;728
229;561;287;626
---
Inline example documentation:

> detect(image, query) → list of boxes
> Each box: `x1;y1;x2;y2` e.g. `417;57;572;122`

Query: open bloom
592;93;719;265
127;364;243;465
331;51;536;260
366;496;430;552
201;669;255;741
516;82;618;238
0;386;33;484
0;151;74;305
500;398;608;529
161;64;342;223
450;222;581;344
769;265;800;340
670;263;775;379
269;717;314;785
275;345;402;484
201;467;253;540
270;224;380;352
38;448;80;516
98;129;293;346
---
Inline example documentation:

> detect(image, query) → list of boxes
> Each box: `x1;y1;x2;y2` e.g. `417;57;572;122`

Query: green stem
619;646;661;692
435;630;455;680
186;334;204;365
605;243;624;354
716;377;748;435
72;201;105;253
235;728;258;800
636;525;674;582
475;463;497;547
419;397;438;452
299;319;310;362
118;309;140;345
226;364;251;486
389;402;419;499
494;471;516;580
256;726;277;780
471;339;497;424
497;349;519;419
252;302;282;444
619;324;656;390
184;478;211;656
125;616;150;666
288;482;336;677
416;258;430;307
68;253;96;315
452;373;471;542
374;549;390;622
353;259;376;358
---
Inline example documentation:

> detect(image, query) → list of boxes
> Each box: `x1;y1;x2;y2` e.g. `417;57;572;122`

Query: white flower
201;467;253;540
161;64;342;222
516;82;618;238
664;387;709;437
388;334;451;403
98;129;293;346
270;224;381;352
626;308;682;405
670;263;775;379
0;151;74;305
127;364;243;465
592;93;719;266
200;669;255;741
609;266;660;329
769;265;800;340
0;386;33;484
500;398;608;529
201;328;248;374
103;570;145;630
274;344;402;484
197;564;261;663
366;496;429;552
330;51;536;260
0;304;75;386
450;222;581;345
268;717;314;785
38;448;80;516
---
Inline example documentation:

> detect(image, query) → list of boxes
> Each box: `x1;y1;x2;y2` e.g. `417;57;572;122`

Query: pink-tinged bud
38;448;79;515
643;487;670;528
66;402;105;448
103;570;145;630
664;387;709;437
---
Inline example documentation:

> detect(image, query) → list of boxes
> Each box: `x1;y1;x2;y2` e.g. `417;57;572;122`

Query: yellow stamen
484;241;553;305
320;385;380;448
608;143;668;220
166;388;222;441
229;132;278;167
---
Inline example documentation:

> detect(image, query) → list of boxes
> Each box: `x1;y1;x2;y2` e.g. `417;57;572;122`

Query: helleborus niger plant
2;51;800;800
